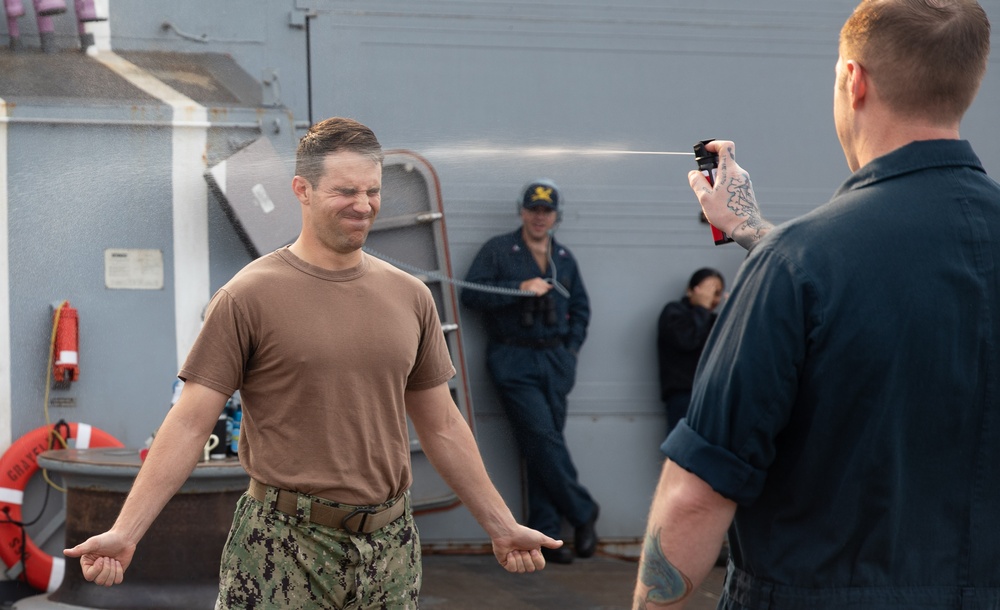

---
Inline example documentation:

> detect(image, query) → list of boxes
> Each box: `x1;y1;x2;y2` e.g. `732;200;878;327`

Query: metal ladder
366;150;475;513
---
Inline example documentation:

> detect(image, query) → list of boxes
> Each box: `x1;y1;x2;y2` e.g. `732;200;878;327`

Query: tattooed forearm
723;170;757;220
717;150;773;251
733;216;774;251
634;528;692;609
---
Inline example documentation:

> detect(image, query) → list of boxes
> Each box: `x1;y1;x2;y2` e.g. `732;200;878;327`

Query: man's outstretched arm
64;382;229;586
633;460;736;609
405;382;563;573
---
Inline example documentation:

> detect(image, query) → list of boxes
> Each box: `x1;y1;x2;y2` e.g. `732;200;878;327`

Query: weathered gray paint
2;0;999;556
7;120;176;443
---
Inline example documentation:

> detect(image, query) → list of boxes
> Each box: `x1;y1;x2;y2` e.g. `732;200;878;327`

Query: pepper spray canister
693;139;734;245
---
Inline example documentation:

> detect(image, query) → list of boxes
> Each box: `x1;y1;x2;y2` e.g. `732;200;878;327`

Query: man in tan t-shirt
65;117;563;608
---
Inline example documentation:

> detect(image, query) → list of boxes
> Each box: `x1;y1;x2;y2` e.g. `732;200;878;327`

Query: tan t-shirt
179;247;456;505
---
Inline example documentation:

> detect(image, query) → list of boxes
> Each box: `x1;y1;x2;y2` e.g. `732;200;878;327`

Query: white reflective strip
0;487;23;505
171;118;209;369
47;556;65;592
76;423;93;449
56;350;78;365
93;51;209;371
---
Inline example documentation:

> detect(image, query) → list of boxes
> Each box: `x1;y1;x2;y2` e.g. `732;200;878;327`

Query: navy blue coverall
461;228;598;538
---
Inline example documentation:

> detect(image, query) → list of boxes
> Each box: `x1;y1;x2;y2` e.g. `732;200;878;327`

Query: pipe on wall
4;0;106;52
73;0;103;50
0;116;264;130
32;0;65;53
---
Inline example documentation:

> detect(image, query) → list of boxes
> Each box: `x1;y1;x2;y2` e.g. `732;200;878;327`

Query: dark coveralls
657;296;717;433
665;140;1000;608
461;228;598;538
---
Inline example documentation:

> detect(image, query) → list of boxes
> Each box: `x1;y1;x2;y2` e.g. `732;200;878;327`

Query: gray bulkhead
1;0;999;560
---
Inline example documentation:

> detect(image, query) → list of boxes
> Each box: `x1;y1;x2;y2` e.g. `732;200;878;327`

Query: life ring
0;422;123;592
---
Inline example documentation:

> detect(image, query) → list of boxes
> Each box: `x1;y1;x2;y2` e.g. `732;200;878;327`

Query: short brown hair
295;117;384;186
839;0;990;123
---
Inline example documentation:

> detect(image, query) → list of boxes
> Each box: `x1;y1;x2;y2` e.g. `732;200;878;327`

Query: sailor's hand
520;278;553;296
688;140;773;251
64;530;135;587
492;524;563;573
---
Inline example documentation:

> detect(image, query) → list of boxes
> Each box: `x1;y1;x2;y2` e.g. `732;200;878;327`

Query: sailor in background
462;179;600;565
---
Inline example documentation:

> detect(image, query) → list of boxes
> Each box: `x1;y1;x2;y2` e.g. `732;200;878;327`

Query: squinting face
520;206;558;241
298;150;382;255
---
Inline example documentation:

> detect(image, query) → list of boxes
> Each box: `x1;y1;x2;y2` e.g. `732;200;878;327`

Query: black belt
497;336;563;349
248;479;405;534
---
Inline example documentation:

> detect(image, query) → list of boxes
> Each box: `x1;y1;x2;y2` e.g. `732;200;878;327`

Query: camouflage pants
215;487;421;609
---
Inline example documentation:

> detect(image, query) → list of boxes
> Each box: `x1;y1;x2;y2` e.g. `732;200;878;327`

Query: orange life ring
0;422;123;592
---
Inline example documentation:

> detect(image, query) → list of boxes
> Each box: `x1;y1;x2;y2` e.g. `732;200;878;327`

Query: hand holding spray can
693;139;734;245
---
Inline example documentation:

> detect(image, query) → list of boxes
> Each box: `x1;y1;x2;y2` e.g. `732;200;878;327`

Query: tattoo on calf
635;528;692;609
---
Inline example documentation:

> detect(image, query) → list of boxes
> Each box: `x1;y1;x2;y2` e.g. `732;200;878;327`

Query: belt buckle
341;506;377;535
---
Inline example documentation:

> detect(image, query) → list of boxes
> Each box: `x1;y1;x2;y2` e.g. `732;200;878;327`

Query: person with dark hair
635;1;999;608
656;268;725;433
64;117;562;608
461;179;600;565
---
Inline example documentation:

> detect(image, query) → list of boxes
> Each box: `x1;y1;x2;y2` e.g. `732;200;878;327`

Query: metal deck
421;552;726;610
4;554;726;609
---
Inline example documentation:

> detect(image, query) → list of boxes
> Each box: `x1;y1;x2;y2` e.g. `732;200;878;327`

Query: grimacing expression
301;150;382;255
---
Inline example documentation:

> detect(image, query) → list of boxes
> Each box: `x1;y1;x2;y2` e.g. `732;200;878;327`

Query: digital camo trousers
215;487;421;610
